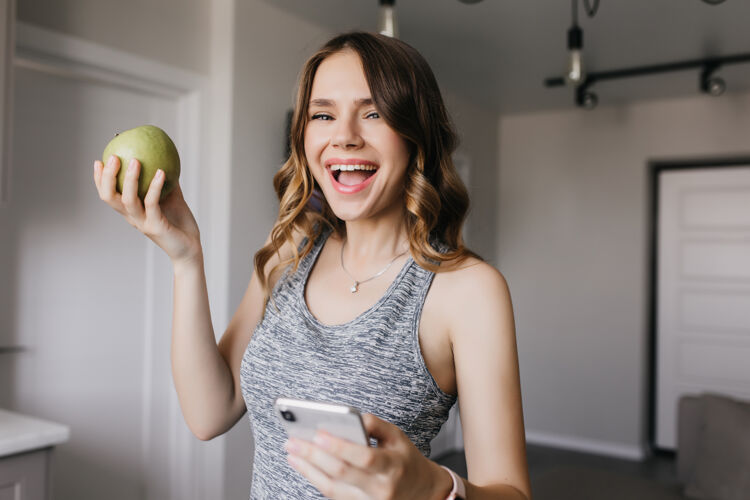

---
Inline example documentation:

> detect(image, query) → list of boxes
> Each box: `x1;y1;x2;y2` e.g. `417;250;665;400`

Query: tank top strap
287;227;333;291
394;239;453;334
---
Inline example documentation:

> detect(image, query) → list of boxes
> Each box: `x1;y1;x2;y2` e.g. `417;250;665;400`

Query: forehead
310;50;371;100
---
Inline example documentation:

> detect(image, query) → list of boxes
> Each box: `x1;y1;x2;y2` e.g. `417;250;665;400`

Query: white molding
15;22;203;97
526;429;648;461
0;0;15;205
14;21;229;500
197;2;236;499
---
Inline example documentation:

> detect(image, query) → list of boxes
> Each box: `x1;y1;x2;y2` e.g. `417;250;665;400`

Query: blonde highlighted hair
254;32;479;305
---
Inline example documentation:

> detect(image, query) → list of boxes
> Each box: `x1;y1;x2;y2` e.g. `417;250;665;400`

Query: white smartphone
273;397;369;446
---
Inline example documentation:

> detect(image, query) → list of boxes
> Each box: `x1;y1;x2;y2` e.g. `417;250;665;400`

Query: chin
326;204;370;222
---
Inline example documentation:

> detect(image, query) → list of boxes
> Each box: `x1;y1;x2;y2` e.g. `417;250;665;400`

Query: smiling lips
325;159;379;194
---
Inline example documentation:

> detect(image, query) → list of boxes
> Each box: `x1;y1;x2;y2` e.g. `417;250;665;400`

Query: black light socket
568;25;583;50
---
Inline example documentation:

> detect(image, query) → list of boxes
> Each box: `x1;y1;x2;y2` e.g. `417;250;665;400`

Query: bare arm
171;230;302;441
446;261;532;499
170;251;246;440
93;155;295;441
281;257;531;499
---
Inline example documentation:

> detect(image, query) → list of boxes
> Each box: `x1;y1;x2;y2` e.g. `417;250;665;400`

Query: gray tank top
240;227;457;499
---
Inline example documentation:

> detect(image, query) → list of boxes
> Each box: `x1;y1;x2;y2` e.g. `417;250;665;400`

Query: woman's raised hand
93;155;203;266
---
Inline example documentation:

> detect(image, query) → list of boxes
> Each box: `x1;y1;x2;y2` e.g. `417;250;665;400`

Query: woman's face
304;49;411;223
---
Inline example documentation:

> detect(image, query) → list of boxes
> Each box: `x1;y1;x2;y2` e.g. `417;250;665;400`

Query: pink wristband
440;465;466;500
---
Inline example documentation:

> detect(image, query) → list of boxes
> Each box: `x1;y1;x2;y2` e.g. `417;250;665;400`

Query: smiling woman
256;33;474;302
239;32;532;500
95;29;531;500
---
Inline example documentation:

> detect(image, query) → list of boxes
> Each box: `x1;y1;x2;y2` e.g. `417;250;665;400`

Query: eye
365;111;380;119
311;113;333;121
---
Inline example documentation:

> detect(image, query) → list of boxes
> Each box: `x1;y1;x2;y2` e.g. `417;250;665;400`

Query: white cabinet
0;410;69;500
0;448;51;500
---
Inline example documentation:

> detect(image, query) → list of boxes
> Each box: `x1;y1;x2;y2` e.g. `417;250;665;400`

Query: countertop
0;409;71;458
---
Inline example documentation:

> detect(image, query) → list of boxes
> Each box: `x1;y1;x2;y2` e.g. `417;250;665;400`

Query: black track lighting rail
545;53;750;87
545;52;750;108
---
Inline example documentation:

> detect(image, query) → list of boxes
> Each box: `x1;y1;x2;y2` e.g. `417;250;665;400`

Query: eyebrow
309;97;374;107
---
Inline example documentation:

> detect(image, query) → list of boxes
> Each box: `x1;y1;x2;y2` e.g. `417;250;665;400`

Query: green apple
102;125;180;202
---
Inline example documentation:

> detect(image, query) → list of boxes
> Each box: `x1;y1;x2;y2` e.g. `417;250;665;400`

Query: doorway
649;158;750;451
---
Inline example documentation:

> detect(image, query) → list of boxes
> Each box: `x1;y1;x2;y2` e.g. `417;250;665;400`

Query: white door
0;33;203;499
656;166;750;449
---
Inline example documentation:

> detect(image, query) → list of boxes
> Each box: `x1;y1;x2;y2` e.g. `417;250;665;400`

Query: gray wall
497;91;750;455
443;90;500;263
17;0;211;74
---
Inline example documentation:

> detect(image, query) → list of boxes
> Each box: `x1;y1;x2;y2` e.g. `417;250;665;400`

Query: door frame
12;21;230;499
0;0;15;205
647;156;750;453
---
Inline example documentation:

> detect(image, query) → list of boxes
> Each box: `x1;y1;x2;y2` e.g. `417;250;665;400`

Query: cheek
388;136;411;175
303;136;315;165
303;129;327;165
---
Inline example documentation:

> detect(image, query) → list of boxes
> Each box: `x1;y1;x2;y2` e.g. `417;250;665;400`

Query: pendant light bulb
565;25;585;85
379;0;398;38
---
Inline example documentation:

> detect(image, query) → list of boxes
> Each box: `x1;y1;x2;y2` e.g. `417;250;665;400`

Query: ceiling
264;0;750;114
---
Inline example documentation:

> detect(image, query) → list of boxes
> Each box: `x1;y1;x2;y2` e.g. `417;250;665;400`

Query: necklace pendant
350;282;359;293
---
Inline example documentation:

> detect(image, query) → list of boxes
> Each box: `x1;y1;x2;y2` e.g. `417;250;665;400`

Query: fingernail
129;158;138;168
284;439;300;453
313;433;330;449
156;169;164;179
107;155;116;166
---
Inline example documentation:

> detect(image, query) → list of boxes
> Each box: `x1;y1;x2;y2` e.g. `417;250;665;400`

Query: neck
341;206;409;265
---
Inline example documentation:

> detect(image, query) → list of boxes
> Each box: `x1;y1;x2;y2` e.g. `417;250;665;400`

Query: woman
93;32;530;500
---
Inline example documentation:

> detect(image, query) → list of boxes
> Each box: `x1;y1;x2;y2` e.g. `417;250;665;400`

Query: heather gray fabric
240;228;457;499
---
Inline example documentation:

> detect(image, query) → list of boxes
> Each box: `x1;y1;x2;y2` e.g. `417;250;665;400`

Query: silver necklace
340;240;409;293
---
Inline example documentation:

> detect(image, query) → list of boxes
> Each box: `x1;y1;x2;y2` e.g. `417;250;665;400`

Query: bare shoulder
430;256;513;345
432;256;511;306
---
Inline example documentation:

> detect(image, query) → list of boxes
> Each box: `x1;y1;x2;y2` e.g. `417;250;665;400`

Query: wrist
172;250;204;275
429;461;456;500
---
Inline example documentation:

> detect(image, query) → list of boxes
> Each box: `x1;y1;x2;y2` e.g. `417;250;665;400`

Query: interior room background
1;0;748;498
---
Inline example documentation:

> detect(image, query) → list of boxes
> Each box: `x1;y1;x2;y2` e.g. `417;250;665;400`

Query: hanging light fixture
378;0;398;38
545;0;750;108
566;0;585;85
700;63;726;96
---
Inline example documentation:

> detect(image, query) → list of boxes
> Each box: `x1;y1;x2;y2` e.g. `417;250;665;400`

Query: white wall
497;90;750;458
10;1;230;498
17;0;211;74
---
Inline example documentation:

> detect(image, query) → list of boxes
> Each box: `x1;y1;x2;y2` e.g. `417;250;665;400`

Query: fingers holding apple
103;125;181;202
93;154;126;214
94;125;202;265
120;157;145;215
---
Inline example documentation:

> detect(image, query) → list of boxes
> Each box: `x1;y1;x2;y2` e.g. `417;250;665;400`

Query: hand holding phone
274;397;369;446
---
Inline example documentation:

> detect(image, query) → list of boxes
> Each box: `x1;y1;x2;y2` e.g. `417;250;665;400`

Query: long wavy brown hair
254;31;479;304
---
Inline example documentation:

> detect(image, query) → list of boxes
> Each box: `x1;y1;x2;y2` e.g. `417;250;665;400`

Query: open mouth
329;164;378;186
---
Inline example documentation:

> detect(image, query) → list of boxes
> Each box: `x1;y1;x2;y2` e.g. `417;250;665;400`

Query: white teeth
329;164;377;171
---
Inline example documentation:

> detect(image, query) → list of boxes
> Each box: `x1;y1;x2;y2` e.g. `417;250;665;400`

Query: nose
331;115;364;149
